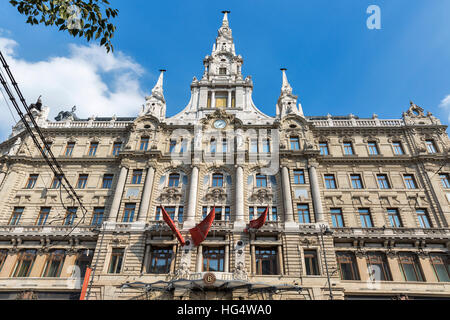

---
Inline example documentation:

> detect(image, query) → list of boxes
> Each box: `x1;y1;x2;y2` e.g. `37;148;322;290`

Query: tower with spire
276;69;304;119
141;70;167;121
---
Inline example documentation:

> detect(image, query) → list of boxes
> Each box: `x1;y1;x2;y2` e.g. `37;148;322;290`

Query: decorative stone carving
174;262;191;280
55;106;78;122
233;261;248;281
251;188;274;203
205;187;227;202
159;187;183;203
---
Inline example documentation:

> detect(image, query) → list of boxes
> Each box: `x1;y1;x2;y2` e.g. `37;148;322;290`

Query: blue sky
0;0;449;140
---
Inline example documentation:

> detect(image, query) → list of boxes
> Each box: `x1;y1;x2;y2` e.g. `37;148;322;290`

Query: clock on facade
214;120;227;129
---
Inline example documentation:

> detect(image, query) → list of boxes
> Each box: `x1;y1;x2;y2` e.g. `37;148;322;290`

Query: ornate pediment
205;187;227;202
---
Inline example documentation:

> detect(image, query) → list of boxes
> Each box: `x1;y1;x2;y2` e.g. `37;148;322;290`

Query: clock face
214;120;227;129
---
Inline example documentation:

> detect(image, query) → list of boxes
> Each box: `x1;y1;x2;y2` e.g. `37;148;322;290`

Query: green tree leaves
9;0;119;52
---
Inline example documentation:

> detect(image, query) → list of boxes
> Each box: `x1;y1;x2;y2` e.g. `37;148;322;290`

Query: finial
280;68;292;94
221;10;230;25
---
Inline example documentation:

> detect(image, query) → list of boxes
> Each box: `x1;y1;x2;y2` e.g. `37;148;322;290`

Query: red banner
189;207;215;246
79;267;92;300
161;206;186;246
245;206;269;232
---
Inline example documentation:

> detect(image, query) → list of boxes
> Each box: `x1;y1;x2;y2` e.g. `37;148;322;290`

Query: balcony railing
311;119;404;128
332;227;450;238
0;225;98;235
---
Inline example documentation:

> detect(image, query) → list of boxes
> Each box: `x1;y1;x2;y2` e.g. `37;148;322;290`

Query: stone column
251;245;256;275
196;245;203;272
355;253;369;281
224;245;229;273
0;171;6;189
309;164;325;223
61;254;78;278
185;166;199;229
234;166;245;230
418;254;438;282
108;166;129;222
143;245;151;274
227;90;232;109
0;253;17;277
211;91;216;109
138;167;155;222
29;254;47;277
386;253;403;282
170;244;177;273
281;167;296;230
277;245;284;275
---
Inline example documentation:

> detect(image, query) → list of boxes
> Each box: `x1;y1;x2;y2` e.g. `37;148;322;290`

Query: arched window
168;173;181;187
212;173;224;187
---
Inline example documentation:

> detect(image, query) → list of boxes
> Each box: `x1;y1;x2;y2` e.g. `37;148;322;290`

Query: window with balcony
331;209;344;228
404;174;418;189
255;247;279;275
297;204;311;224
336;252;360;280
416;209;432;228
122;204;136;223
426;140;437;154
343;142;354;155
88;142;98;156
147;247;173;274
102;174;114;189
168;173;180;187
377;174;391;189
350;174;363;189
440;174;450;189
131;170;143;184
212;173;224;187
36;207;50;226
398;253;424;282
319;142;329;156
366;252;392;281
368;142;379;155
25;174;38;189
203;247;225;272
108;249;124;274
76;174;88;189
112;142;122;155
290;137;300;150
65;142;75;157
9;207;23;226
140;137;149;151
392;141;404;155
293;170;305;184
430;253;450;282
42;250;66;277
304;250;320;276
324;175;337;189
91;208;104;226
64;208;77;226
12;250;37;277
387;209;403;228
359;209;373;228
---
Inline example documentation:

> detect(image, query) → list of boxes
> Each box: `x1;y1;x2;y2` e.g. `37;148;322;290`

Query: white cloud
0;36;147;140
440;95;450;121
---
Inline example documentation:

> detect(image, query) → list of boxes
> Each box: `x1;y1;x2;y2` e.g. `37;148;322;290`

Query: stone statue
174;262;191;280
55;106;78;122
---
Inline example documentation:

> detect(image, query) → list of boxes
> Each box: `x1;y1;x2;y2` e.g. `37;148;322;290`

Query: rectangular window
148;247;173;274
91;208;104;226
219;68;227;75
324;175;337;189
387;209;402;228
416;209;432;228
203;247;225;272
343;142;354;155
76;174;88;189
76;250;94;279
426;140;437;154
64;208;77;226
377;174;391;189
169;140;177;153
256;174;267;188
165;207;176;220
140;137;149;151
331;209;344;228
108;249;124;274
88;142;98;156
304;250;320;276
132;170;143;184
293;170;305;184
336;252;360;280
225;207;231;221
102;174;114;189
430;253;450;282
9;207;23;226
350;174;363;189
12;250;37;278
393;141;404;155
359;208;373;228
202;206;209;219
215;92;228;108
178;206;184;223
113;142;122;155
222;139;228;153
440;174;450;189
36;207;50;226
123;204;136;223
65;142;75;157
249;207;254;221
250;139;258;153
368;142;379;155
404;174;418;189
25;174;38;189
399;253;424;282
290;137;300;150
168;174;180;187
319;142;329;156
50;175;63;189
297;204;311;224
255;247;278;275
366;252;392;281
215;207;223;221
42;250;65;278
272;207;278;221
43;142;52;156
212;173;224;187
262;139;271;153
210;138;217;153
155;207;161;221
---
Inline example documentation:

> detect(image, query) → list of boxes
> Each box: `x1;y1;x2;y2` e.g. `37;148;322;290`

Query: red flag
161;206;186;246
189;207;215;246
245;206;269;232
79;267;92;300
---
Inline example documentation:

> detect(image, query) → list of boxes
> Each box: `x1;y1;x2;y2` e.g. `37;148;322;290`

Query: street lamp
319;224;334;300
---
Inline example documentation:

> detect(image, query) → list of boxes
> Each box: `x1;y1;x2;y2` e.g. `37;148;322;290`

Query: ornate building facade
0;13;449;300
